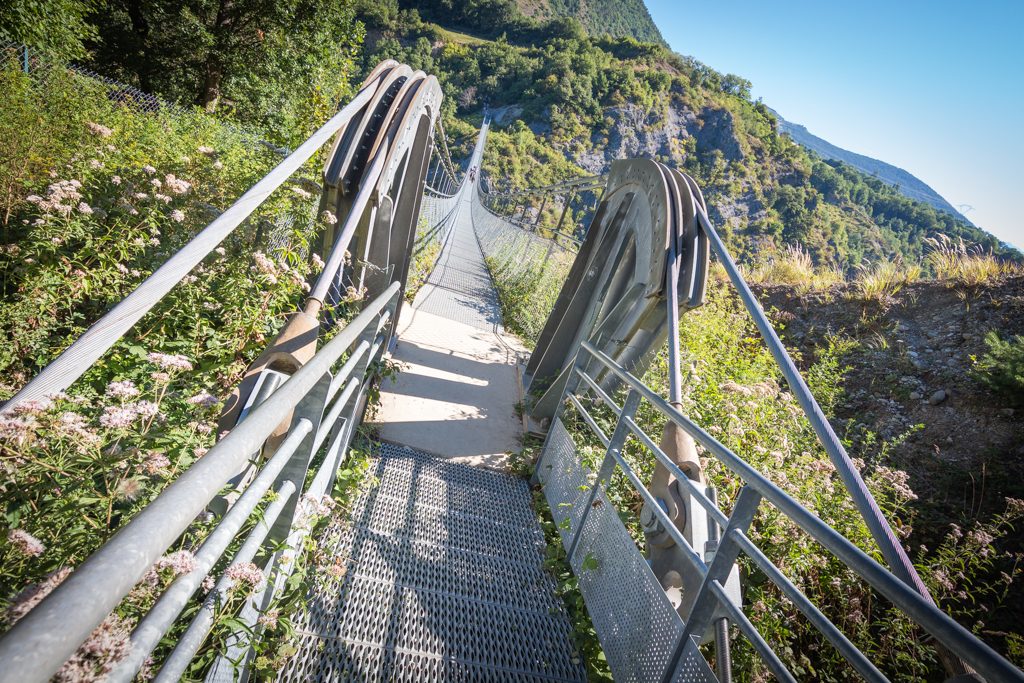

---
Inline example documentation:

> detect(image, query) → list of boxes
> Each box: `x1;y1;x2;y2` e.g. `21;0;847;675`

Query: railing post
676;485;761;650
566;389;642;560
534;194;549;229
554;190;575;234
266;374;330;545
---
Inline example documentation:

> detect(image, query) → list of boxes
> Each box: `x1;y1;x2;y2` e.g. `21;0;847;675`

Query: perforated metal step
278;443;586;682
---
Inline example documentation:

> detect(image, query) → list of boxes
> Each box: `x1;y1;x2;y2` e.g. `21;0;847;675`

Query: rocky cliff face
572;102;745;171
564;99;764;230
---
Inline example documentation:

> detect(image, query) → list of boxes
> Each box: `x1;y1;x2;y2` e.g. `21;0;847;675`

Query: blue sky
645;0;1024;249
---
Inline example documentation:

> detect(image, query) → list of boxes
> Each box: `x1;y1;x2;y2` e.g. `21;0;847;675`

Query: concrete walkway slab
374;125;529;470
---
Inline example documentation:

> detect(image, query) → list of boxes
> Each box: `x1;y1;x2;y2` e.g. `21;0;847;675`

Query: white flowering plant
0;58;359;679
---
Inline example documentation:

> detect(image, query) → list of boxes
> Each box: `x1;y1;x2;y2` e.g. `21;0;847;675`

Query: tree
0;0;98;60
88;0;364;144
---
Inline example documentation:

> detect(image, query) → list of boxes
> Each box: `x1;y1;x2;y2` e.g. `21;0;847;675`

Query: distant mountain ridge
768;108;973;225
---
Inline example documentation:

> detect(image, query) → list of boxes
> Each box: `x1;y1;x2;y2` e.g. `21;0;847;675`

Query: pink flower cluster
253;252;278;282
99;400;159;429
187;391;220;409
7;529;45;557
26;180;84;218
142;451;170;475
225;562;264;590
0;415;37;446
5;568;71;625
99;405;139;429
86;122;114;138
106;380;140;399
147;352;194;372
163;174;191;195
54;613;132;682
154;550;196;576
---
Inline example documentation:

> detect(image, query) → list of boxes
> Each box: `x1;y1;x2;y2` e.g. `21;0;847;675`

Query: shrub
0;56;351;677
973;331;1024;405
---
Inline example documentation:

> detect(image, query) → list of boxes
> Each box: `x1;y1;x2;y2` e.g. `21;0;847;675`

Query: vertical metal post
22;45;29;73
708;488;732;683
566;389;642;560
678;485;762;646
532;348;594;484
428;158;439;188
554;191;576;235
534;194;549;229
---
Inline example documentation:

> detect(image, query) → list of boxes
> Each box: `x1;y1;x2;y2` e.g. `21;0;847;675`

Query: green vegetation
5;0;364;147
973;331;1024;405
485;232;1024;677
359;2;1016;275
0;47;367;677
521;0;665;45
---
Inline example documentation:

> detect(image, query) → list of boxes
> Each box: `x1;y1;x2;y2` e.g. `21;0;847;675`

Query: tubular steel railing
478;173;606;247
0;58;467;682
524;160;1024;681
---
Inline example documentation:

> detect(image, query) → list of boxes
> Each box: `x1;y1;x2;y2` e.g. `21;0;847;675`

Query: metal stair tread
280;442;586;682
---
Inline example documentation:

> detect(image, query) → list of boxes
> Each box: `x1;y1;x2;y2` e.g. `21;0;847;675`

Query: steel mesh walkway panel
278;443;586;682
537;419;715;683
413;193;504;331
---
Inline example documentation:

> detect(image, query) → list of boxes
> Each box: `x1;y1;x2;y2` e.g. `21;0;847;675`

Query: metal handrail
556;339;1023;681
1;81;383;414
514;156;1020;679
0;283;401;683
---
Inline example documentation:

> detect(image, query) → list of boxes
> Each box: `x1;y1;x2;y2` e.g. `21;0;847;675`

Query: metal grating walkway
278;443;586;682
412;152;502;332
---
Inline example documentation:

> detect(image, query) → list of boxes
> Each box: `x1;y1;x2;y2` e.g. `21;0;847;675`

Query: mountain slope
359;5;1015;273
770;109;972;225
516;0;665;44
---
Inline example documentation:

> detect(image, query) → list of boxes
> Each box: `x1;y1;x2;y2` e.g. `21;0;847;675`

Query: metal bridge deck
374;133;528;470
283;130;584;681
279;443;585;682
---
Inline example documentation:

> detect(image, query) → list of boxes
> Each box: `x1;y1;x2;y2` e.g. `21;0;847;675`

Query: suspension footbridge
0;61;1021;682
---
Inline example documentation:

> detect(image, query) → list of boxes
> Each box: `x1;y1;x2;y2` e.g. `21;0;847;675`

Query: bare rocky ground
756;275;1024;511
755;274;1024;626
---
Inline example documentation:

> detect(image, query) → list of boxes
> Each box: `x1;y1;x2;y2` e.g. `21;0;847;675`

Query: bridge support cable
472;156;1021;680
0;58;470;683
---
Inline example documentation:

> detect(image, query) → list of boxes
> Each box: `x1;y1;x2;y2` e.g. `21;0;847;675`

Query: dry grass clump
745;244;844;294
854;259;921;301
925;235;1020;286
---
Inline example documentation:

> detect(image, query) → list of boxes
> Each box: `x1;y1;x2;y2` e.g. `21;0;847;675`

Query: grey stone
909;391;923;400
928;390;948;405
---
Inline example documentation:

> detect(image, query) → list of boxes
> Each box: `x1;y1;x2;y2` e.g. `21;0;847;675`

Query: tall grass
854;259;921;301
744;244;843;294
926;234;1019;286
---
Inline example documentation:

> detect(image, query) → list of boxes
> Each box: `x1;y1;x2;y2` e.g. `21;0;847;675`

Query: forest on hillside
2;0;1014;272
358;0;1016;272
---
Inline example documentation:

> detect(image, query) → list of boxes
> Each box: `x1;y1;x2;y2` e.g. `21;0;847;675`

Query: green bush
0;58;360;678
973;331;1024;404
